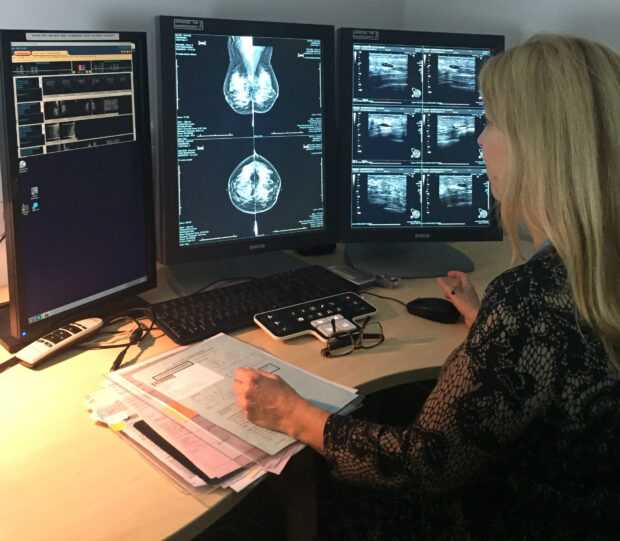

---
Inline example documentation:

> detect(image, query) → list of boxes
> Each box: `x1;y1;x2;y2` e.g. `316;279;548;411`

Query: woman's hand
232;367;302;433
436;271;481;328
232;367;331;453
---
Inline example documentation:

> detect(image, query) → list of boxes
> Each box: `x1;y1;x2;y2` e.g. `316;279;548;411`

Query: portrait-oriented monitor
157;16;337;295
339;28;504;278
0;30;155;352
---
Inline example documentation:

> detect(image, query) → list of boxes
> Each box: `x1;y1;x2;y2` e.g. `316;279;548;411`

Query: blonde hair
479;34;620;367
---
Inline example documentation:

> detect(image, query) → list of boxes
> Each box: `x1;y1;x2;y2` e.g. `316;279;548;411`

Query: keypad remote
254;292;378;342
16;317;103;367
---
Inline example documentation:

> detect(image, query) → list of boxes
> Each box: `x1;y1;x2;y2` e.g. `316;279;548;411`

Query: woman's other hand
437;271;481;328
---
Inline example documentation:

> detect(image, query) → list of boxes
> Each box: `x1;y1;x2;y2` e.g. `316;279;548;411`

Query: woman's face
478;122;508;201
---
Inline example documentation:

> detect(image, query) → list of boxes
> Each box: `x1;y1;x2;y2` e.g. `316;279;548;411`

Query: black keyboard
151;265;361;345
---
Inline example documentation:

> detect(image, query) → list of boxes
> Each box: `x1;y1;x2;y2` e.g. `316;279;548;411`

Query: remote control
16;317;104;368
254;292;378;342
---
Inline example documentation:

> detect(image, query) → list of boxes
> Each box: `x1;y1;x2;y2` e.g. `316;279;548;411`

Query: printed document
108;333;358;455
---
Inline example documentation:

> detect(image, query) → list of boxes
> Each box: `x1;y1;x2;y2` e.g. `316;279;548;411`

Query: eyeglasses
320;316;384;357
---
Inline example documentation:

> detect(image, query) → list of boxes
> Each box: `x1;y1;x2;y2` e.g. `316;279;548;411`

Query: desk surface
0;239;528;540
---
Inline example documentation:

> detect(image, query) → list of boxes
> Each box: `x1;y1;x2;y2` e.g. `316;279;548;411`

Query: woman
233;35;620;539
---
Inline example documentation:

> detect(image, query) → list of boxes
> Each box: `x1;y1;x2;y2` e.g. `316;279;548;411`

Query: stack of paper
86;333;361;494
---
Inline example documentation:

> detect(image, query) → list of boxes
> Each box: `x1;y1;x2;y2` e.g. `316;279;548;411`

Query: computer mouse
406;297;461;324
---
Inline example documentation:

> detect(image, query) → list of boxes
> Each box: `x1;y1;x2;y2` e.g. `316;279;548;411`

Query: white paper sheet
109;333;359;455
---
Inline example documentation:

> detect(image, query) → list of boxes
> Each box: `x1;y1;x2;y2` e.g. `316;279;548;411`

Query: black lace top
323;248;620;539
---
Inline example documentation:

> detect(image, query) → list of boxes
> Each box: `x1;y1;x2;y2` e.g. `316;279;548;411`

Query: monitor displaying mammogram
174;31;326;245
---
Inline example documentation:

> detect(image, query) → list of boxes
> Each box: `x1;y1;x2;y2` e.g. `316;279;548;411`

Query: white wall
402;0;620;49
0;0;406;34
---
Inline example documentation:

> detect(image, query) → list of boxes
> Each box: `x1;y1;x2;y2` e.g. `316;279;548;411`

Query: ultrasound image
438;56;476;92
368;114;407;143
368;53;408;91
367;175;407;213
439;175;472;208
437;115;475;147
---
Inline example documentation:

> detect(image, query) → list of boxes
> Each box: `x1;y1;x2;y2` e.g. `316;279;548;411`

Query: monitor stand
0;303;21;352
162;251;308;298
344;241;474;279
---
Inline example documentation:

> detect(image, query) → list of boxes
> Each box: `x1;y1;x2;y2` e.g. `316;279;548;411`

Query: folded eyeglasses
320;316;384;357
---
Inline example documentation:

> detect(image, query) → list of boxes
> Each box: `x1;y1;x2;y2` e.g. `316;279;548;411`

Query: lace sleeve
323;270;558;493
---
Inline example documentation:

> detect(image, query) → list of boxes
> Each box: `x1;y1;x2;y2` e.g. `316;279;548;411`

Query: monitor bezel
0;29;156;350
337;27;505;244
156;15;338;266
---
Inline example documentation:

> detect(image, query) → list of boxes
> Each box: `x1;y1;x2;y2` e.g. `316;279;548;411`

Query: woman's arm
233;264;557;491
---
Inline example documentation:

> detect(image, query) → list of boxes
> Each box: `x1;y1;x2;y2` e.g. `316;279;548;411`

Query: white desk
0;239;528;540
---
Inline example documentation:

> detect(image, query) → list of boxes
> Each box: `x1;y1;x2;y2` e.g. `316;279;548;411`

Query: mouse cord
362;291;408;308
0;356;19;374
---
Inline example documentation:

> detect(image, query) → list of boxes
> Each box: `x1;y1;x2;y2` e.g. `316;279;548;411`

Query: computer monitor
156;16;337;295
338;28;504;278
0;30;156;352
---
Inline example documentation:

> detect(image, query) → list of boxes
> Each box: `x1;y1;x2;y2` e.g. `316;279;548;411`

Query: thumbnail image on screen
350;41;493;229
12;42;138;158
173;32;326;247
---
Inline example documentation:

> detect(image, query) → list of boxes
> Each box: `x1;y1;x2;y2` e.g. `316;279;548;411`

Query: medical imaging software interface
174;32;326;247
10;40;150;324
350;42;493;229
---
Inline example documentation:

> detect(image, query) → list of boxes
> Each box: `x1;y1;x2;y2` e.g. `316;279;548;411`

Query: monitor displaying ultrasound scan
337;28;504;278
340;28;504;239
157;17;337;269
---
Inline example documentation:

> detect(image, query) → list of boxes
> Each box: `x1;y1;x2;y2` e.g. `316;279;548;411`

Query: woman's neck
532;232;548;252
532;231;547;251
520;220;548;252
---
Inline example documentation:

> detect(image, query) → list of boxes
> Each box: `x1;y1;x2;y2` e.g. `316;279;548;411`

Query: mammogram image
367;175;407;214
439;175;472;208
224;36;279;115
368;114;407;143
228;153;281;214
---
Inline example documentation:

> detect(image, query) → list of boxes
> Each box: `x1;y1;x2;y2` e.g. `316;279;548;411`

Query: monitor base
162;251;308;298
0;303;22;353
344;242;474;279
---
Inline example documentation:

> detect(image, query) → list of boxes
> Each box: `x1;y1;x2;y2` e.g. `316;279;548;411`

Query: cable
110;325;147;371
190;276;258;297
0;356;19;374
363;290;408;308
77;307;156;372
